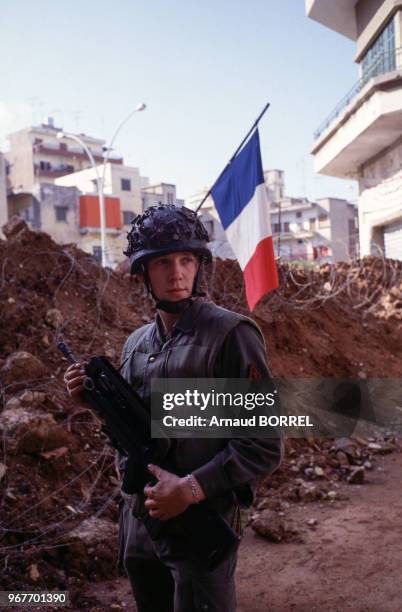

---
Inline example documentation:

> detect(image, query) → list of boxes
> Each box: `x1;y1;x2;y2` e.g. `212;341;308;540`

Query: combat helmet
124;204;212;312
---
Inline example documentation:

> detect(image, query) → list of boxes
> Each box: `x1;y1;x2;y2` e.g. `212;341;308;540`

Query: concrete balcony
306;0;357;40
270;199;314;213
311;53;402;179
79;227;121;236
34;143;123;165
34;166;75;178
278;229;316;241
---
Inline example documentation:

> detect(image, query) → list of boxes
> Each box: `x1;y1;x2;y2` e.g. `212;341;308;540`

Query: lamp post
57;103;146;267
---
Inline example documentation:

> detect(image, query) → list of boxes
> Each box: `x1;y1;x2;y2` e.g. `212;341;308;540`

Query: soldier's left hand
143;464;196;520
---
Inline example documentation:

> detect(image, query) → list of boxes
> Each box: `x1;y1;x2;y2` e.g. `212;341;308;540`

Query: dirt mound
207;256;402;377
0;220;147;597
1;219;402;605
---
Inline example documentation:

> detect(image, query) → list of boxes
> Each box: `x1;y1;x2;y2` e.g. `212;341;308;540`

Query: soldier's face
147;251;199;301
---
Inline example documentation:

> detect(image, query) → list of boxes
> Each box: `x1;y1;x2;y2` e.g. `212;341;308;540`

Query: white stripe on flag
225;183;273;270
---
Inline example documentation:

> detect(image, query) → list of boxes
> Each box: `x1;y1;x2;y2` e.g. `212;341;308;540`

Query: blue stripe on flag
211;129;264;230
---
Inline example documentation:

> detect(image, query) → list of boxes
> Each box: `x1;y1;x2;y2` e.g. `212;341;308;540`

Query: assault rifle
58;341;240;570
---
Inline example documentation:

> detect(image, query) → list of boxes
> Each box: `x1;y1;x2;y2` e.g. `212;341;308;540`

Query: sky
0;0;359;203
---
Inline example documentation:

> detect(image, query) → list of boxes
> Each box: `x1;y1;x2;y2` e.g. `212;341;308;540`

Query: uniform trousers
120;502;239;612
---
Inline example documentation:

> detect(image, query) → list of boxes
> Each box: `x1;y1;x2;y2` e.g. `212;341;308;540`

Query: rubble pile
250;436;399;541
1;220;402;598
375;283;402;320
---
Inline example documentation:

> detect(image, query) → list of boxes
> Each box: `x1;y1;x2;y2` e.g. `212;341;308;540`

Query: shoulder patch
248;364;262;379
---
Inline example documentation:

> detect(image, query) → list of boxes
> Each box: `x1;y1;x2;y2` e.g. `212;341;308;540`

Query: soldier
64;204;282;612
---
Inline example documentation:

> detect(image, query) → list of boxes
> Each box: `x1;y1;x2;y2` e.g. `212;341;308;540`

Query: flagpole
195;102;270;213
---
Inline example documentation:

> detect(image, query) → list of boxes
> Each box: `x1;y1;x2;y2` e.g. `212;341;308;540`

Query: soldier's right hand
63;362;88;398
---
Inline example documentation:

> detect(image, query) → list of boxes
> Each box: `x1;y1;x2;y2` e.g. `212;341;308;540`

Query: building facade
264;169;285;202
6;117;122;194
141;183;184;210
271;196;358;262
55;163;151;264
56;162;146;221
307;0;402;259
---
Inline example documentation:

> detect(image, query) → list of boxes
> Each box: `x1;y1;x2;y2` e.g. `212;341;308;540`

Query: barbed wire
263;251;402;315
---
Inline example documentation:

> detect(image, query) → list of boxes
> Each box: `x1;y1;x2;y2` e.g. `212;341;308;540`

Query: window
121;178;131;191
309;218;316;230
318;215;329;229
348;218;356;234
55;206;68;222
123;210;134;225
93;246;102;263
273;223;281;233
284;222;290;232
40;161;51;171
361;17;395;83
296;211;302;218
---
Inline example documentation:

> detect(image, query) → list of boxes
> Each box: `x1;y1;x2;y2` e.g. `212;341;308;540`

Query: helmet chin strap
155;297;193;314
142;259;206;313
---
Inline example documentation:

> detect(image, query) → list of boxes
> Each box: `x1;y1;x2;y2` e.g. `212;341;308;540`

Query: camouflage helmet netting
124;205;211;273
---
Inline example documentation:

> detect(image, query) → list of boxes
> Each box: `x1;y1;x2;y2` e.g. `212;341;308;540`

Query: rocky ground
81;445;402;612
1;216;402;610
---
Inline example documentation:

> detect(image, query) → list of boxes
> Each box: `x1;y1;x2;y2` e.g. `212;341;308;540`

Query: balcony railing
314;47;402;141
33;143;123;165
34;162;75;178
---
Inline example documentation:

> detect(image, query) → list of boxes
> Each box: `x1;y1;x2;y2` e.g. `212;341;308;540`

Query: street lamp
57;102;146;267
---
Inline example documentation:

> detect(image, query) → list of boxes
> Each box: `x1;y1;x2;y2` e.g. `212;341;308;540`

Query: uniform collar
155;298;205;340
174;298;205;333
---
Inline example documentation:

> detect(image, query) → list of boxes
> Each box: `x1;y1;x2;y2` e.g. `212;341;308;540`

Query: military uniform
118;298;282;612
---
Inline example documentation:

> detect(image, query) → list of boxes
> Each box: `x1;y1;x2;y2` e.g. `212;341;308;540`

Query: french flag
211;129;279;311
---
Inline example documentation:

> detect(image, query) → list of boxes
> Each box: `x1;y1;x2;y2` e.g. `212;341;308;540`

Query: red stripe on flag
243;235;279;311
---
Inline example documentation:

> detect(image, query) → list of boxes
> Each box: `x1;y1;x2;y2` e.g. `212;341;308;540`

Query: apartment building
55;163;150;264
56;162;146;220
6;117;122;194
307;0;402;260
271;196;358;262
264;169;285;201
141;183;184;210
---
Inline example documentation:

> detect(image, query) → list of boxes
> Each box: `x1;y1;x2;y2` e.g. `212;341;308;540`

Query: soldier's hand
63;362;88;398
144;464;204;521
